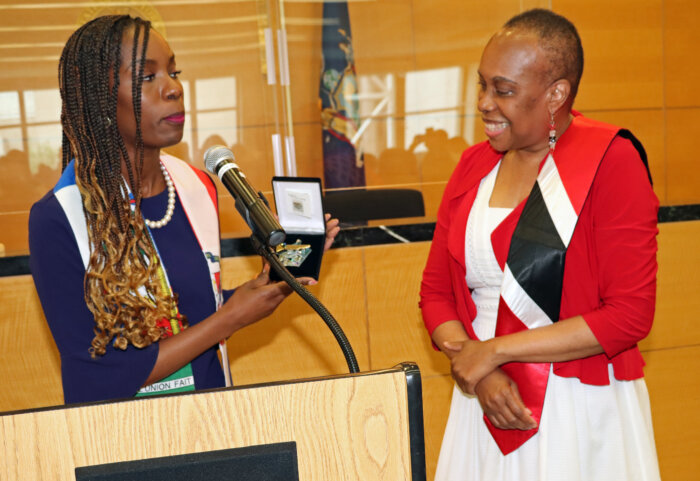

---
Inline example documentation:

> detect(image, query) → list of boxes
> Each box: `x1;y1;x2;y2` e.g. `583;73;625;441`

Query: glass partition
280;0;551;229
0;0;291;255
17;0;678;258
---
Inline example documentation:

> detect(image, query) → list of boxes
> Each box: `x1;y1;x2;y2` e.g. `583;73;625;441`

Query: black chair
323;188;425;223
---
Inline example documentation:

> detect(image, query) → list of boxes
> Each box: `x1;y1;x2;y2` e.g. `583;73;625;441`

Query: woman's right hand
218;264;316;334
475;368;538;431
144;264;312;386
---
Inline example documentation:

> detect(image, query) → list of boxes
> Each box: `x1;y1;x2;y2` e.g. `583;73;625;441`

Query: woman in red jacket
420;9;661;481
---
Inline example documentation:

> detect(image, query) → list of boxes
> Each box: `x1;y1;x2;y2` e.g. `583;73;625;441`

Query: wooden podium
1;363;425;480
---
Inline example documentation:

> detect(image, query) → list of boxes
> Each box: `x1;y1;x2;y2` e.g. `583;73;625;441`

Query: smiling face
477;30;557;154
116;28;185;159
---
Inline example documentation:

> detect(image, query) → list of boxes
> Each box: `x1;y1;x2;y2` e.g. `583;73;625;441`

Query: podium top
1;363;426;481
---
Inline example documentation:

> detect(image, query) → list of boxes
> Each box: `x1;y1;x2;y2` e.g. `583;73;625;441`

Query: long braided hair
59;15;183;357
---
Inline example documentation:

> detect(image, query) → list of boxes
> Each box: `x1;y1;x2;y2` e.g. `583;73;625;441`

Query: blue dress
29;182;227;404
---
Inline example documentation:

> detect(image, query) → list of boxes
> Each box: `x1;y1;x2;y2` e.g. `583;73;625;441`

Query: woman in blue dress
29;15;338;404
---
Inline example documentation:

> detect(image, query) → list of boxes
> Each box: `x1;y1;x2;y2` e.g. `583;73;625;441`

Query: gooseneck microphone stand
248;206;360;374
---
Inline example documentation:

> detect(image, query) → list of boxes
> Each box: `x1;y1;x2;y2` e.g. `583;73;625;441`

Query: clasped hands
443;339;538;431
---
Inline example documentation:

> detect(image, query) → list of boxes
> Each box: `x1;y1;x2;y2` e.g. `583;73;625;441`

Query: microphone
204;145;286;247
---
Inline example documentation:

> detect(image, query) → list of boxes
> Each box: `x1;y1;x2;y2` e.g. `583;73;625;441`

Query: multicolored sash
54;154;232;395
488;118;648;454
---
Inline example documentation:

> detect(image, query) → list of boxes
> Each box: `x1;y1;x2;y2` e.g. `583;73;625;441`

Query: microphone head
204;145;234;174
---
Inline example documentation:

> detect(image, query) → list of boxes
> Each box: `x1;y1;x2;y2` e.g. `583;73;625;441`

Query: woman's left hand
324;213;340;252
475;368;537;431
443;339;498;395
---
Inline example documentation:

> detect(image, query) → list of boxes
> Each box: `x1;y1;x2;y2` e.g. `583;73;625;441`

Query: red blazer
419;115;659;384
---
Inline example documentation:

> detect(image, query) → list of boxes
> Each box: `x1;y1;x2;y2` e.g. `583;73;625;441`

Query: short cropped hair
504;8;584;101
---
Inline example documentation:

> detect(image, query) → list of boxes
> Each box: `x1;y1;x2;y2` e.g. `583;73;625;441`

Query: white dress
434;162;661;481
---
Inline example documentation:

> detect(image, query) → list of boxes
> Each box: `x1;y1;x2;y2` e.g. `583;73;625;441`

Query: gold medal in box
275;239;312;267
271;176;325;281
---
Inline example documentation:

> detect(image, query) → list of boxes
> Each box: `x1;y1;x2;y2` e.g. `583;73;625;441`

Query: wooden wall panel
350;0;416;75
0;275;61;412
411;0;519;70
365;242;449;377
0;212;30;256
664;0;700;107
223;247;370;385
554;0;664;111
640;220;700;351
665;108;700;205
644;346;700;480
421;374;454;481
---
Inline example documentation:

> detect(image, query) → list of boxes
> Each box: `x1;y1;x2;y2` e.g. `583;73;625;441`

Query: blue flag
320;1;366;189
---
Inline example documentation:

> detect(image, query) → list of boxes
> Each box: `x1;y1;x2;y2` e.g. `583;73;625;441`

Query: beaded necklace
143;162;176;229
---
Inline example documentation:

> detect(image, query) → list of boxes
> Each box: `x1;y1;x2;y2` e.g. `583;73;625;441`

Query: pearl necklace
144;162;176;229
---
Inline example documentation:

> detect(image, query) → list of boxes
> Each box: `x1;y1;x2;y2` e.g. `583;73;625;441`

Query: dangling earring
548;111;557;152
